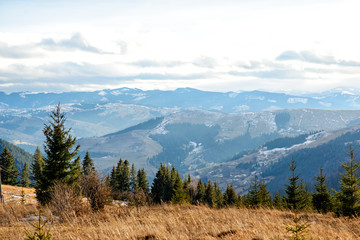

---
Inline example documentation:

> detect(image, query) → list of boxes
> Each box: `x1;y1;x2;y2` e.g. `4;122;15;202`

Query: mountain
2;87;360;151
0;138;33;170
78;109;360;181
194;124;360;194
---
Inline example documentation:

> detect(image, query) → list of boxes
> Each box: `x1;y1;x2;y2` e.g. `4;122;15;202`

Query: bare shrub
49;181;82;219
81;172;112;211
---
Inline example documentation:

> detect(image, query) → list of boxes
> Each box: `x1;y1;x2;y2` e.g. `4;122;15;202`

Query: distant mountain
2;87;360;112
195;124;360;194
78;109;360;182
0;138;33;170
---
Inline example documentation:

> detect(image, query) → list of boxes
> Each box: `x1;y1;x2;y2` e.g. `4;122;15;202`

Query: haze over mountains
2;87;360;193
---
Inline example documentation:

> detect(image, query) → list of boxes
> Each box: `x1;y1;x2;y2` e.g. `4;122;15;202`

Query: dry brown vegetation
1;185;360;240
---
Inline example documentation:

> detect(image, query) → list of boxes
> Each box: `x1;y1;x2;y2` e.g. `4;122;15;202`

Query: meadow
0;185;359;240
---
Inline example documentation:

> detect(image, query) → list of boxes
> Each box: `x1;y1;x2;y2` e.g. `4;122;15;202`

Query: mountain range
2;87;360;193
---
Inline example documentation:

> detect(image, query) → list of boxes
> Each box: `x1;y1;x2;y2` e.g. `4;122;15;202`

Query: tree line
2;104;360;218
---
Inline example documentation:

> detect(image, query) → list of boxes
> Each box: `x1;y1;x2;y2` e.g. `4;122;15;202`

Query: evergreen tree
19;163;31;187
116;159;130;192
109;166;117;191
31;147;44;188
37;104;81;205
247;174;261;208
172;171;187;204
82;151;95;175
151;163;168;204
335;146;360;217
312;168;332;213
196;178;206;204
205;180;216;207
224;184;237;206
284;157;303;210
273;191;283;209
130;163;138;191
258;181;272;207
213;182;224;208
137;168;148;194
0;146;18;185
299;180;312;210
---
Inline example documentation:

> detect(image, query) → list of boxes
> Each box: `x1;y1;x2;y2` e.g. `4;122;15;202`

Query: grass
1;185;360;239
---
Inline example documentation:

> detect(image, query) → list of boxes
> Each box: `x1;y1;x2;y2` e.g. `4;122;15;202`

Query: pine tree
130;163;138;191
151;163;168;204
258;181;272;207
312;168;332;213
0;146;18;185
82;151;95;175
284;157;303;210
109;166;117;192
213;182;224;208
205;180;216;208
224;184;237;206
137;168;148;194
299;180;312;210
31;147;44;188
247;174;261;208
172;171;187;204
19;163;31;187
116;159;130;192
196;178;206;204
37;104;81;205
335;146;360;217
273;191;283;209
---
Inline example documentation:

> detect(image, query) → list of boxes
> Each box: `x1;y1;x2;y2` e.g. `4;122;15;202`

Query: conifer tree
213;182;224;208
137;168;148;194
109;166;117;191
37;104;81;205
0;146;18;185
312;168;332;213
273;191;283;209
151;163;168;204
224;184;237;206
284;157;303;210
31;147;44;188
196;178;206;204
299;180;312;210
130;163;138;191
19;163;31;187
258;181;272;207
247;174;261;208
82;151;95;175
116;159;130;192
335;146;360;217
172;171;188;204
205;180;216;207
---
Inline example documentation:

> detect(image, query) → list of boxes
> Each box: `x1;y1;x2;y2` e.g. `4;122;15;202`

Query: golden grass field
0;185;359;240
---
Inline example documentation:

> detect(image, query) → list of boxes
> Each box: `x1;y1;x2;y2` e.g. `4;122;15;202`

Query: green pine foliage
171;171;189;204
284;157;304;210
335;146;360;217
82;151;95;175
137;168;149;194
36;104;81;205
151;163;169;204
312;168;332;213
31;147;44;187
213;182;224;208
0;146;19;185
224;184;237;206
205;180;216;208
195;179;206;204
130;163;138;191
19;163;31;187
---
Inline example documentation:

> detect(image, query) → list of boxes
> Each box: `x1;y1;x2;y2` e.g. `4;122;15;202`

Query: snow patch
287;98;308;104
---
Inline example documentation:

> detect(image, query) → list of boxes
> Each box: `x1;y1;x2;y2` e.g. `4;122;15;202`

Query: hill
0;138;33;169
195;123;360;193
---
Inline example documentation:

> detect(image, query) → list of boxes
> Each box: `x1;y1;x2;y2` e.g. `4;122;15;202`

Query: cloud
131;60;184;68
39;33;105;53
193;56;217;68
276;50;360;67
0;42;41;59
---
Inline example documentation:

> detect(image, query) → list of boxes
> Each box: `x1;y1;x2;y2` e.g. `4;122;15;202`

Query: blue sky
0;0;360;93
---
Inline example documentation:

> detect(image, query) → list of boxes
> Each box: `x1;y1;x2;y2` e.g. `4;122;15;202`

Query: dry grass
0;185;360;239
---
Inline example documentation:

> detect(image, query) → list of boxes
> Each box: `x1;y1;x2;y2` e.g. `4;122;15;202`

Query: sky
0;0;360;94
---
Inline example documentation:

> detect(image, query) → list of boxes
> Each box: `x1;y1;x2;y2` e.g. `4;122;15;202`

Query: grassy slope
0;186;360;239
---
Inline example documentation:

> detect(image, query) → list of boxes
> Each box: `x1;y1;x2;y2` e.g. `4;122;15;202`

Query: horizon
1;1;360;94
